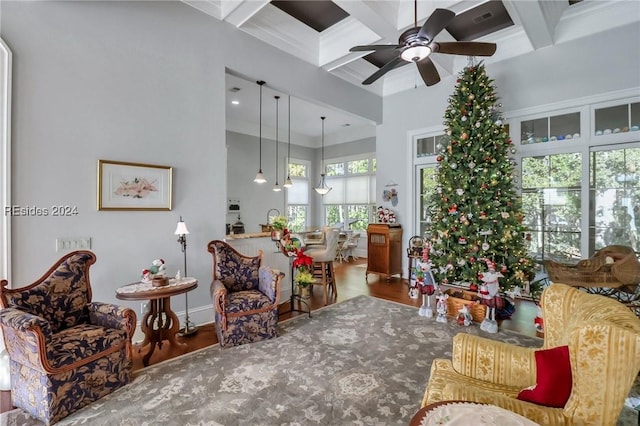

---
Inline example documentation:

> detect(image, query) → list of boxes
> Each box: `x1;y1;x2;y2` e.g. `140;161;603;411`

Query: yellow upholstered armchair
422;283;640;425
0;251;137;425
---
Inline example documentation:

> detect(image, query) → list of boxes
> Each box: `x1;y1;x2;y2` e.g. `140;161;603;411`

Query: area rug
2;295;637;425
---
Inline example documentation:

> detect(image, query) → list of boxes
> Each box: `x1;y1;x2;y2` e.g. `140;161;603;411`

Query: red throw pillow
517;345;572;408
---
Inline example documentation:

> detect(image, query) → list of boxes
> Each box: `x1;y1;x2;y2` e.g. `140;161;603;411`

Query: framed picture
227;198;241;214
97;160;172;211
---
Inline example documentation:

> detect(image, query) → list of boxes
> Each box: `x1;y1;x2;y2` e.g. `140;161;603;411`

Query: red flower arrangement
292;248;313;271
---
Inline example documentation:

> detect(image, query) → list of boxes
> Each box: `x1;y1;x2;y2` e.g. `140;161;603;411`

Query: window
286;160;310;232
412;130;446;236
521;146;640;262
590;146;640;252
417;165;438;237
322;153;376;231
521;153;582;262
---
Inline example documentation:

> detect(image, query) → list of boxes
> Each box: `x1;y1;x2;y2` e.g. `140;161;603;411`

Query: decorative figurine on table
141;258;166;284
478;258;502;333
456;304;473;326
417;243;437;317
435;291;449;323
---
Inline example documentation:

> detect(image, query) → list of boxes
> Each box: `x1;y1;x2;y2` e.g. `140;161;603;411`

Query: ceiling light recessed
231;100;240;105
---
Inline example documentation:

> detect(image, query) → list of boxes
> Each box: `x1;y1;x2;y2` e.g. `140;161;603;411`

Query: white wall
378;22;640;276
1;1;381;326
226;130;315;233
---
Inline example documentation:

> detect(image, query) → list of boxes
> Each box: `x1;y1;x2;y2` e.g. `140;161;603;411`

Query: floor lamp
175;216;198;337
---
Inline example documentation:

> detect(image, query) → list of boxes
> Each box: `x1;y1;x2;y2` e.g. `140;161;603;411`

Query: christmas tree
428;62;536;293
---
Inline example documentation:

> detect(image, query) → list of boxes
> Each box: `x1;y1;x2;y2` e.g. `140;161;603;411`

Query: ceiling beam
333;0;399;40
223;0;270;28
503;0;566;50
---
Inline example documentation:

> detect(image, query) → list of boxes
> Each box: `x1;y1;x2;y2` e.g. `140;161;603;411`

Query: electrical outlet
140;302;149;315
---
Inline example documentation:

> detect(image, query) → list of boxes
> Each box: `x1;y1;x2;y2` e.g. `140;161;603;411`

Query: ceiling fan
349;1;497;86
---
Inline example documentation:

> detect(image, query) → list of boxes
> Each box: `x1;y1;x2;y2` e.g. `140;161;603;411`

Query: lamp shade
175;217;189;236
314;174;332;195
254;170;266;183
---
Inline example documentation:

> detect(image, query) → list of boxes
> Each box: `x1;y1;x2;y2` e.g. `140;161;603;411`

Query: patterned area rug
2;295;637;425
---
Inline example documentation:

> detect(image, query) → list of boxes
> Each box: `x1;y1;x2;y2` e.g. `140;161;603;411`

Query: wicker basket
444;289;486;323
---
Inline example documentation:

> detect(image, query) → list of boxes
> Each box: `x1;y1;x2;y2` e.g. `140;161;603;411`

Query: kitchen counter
225;232;271;240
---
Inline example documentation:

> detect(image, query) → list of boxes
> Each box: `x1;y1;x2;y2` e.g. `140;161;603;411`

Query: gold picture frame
97;160;172;211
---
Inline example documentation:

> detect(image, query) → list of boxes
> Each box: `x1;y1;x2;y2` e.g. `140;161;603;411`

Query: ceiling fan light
254;170;266;183
401;45;432;62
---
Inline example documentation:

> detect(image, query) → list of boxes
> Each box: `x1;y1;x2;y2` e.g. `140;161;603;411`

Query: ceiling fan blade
416;57;441;86
435;42;497;57
350;44;399;52
417;8;456;41
362;56;404;85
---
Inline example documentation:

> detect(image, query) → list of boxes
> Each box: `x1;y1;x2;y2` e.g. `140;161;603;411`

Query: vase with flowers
293;248;314;298
270;215;289;241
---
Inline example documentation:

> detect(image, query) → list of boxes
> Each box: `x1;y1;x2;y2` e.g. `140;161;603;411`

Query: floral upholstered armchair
422;283;640;425
207;240;284;348
0;251;136;425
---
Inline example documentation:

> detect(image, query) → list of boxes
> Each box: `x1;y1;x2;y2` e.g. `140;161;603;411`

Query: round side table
116;277;197;366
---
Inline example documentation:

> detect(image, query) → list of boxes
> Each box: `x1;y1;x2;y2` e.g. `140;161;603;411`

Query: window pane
326;163;344;176
419;166;437;237
325;205;344;226
372;158;377;172
345;176;369;204
323;178;344;204
549;112;580;139
417;137;434;158
369;175;376;204
287;178;308;204
522;154;581;189
287;205;307;232
590;146;640;251
289;163;306;178
347;205;370;231
347;159;369;174
523;189;582;262
522;153;583;261
550;153;581;187
522;156;550;188
595;104;628;134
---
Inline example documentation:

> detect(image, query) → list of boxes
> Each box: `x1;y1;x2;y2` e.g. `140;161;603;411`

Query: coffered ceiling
183;0;639;97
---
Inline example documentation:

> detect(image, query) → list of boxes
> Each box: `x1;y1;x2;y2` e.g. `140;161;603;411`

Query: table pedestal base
139;296;187;366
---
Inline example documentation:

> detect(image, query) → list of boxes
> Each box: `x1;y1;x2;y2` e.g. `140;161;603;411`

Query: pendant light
273;95;282;192
314;116;332;195
254;80;267;184
283;95;293;188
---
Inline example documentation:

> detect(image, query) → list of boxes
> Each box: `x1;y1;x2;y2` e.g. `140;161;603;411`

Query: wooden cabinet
366;224;403;282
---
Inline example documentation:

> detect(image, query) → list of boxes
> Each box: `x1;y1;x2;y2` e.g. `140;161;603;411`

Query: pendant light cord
275;96;280;183
287;96;291;175
258;81;265;170
321;117;325;172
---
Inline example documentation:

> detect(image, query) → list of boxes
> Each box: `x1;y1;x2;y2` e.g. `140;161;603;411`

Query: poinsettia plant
293;248;314;287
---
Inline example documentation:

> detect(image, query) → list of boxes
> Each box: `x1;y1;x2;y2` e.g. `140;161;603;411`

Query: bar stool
305;228;340;305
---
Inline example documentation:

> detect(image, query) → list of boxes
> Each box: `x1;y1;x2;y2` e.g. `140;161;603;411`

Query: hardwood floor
132;258;540;371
